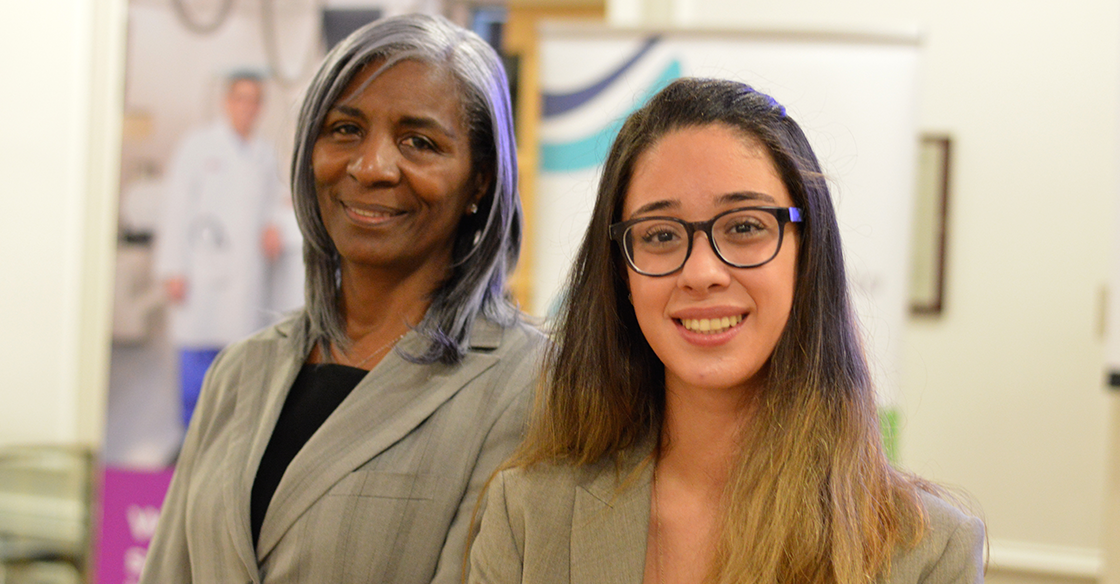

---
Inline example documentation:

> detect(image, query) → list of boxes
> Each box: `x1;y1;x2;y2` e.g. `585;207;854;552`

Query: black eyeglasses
609;206;802;276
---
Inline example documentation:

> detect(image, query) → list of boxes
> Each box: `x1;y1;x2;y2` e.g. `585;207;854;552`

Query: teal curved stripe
541;59;681;173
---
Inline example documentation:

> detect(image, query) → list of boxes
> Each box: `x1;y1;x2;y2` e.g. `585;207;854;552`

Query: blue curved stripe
541;59;681;173
542;37;660;118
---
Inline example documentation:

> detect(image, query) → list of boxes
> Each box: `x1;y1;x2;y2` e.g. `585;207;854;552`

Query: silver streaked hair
290;13;521;364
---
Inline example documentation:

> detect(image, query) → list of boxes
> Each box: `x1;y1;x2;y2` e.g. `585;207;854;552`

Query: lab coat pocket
188;215;233;289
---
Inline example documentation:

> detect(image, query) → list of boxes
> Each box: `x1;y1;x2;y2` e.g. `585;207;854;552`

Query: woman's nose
347;135;401;185
677;233;732;293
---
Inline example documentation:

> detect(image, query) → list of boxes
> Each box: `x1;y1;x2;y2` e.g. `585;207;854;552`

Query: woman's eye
328;122;362;138
402;135;437;152
727;218;766;235
639;226;682;246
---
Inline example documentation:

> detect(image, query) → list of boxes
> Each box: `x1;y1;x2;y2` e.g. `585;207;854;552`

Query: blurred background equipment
0;446;91;584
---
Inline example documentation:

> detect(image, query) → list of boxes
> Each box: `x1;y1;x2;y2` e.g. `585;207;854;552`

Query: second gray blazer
470;448;985;584
141;315;546;584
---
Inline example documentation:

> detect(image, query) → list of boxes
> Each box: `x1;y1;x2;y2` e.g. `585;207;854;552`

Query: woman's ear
467;170;493;216
616;261;631;301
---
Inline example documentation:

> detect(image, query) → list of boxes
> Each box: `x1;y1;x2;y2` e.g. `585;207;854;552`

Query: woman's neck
658;378;753;491
327;260;444;366
335;242;455;335
645;379;755;584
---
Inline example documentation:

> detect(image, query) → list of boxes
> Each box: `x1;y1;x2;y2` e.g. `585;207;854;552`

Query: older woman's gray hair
291;13;521;364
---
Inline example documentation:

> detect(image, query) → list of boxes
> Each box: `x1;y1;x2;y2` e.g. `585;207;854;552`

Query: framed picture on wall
910;134;952;315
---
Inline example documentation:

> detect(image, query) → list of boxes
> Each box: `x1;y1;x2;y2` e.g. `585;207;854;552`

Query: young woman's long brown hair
508;78;929;584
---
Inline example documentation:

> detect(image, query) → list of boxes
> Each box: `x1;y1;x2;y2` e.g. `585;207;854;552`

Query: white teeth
681;314;743;334
350;207;394;219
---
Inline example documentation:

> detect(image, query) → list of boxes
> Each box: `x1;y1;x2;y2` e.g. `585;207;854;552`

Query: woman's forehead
622;124;789;216
327;59;466;130
337;58;443;101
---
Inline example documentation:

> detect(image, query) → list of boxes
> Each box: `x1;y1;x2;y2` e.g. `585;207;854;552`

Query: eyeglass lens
622;209;784;275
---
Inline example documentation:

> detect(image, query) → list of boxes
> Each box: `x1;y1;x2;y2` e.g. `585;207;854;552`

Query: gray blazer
471;449;985;584
141;315;546;584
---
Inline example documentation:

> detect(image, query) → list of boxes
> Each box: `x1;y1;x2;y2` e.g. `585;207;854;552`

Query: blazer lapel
570;453;654;584
220;323;305;579
256;329;501;556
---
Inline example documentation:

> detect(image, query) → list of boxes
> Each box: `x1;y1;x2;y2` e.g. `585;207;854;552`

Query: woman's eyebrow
719;191;776;205
325;107;458;140
331;105;365;119
628;190;778;217
630;199;679;216
398;115;458;139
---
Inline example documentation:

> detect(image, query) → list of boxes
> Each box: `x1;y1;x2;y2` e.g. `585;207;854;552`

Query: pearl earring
468;203;479;215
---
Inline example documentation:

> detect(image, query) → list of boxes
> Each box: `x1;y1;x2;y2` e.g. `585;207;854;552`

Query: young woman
142;15;545;584
470;78;983;584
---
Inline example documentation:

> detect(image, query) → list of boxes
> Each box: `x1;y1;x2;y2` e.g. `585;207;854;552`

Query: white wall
0;0;125;447
646;0;1118;578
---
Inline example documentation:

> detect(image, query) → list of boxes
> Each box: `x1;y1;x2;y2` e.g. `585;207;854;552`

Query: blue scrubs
179;348;221;427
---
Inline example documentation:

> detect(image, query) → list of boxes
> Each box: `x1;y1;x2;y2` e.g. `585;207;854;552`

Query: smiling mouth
677;314;744;334
341;201;405;223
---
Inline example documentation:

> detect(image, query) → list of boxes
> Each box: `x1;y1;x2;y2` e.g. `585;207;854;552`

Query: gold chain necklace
331;332;407;369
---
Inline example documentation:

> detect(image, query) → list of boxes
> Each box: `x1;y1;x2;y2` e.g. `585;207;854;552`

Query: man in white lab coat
154;72;285;428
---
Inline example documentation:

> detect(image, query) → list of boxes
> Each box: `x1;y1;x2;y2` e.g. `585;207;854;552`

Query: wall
0;0;126;447
644;0;1118;579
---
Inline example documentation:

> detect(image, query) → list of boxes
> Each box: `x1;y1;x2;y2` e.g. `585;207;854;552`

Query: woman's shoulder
918;489;985;555
472;316;549;387
884;489;985;584
205;315;303;375
920;489;983;534
479;314;549;354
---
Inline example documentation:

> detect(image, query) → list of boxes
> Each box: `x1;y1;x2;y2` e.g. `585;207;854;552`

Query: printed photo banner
532;23;920;410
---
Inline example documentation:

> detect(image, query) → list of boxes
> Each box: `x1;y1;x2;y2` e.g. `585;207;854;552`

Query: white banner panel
533;24;920;407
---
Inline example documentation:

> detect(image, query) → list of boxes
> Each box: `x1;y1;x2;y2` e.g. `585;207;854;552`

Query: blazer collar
571;442;655;584
251;320;504;558
219;329;303;580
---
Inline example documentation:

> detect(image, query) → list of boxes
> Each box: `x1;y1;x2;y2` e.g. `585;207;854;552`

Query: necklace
331;331;407;369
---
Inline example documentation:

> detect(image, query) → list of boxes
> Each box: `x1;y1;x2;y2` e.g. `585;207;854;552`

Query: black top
250;363;367;546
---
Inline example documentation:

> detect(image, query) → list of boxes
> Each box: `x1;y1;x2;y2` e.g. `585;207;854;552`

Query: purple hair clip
766;95;787;117
750;88;786;116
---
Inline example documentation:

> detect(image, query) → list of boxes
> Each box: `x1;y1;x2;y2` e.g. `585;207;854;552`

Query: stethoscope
188;214;228;251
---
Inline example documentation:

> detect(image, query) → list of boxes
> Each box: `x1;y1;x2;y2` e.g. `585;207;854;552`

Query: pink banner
95;466;174;584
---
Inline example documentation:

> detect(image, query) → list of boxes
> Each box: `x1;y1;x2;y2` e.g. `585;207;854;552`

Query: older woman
141;14;544;584
469;78;983;584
